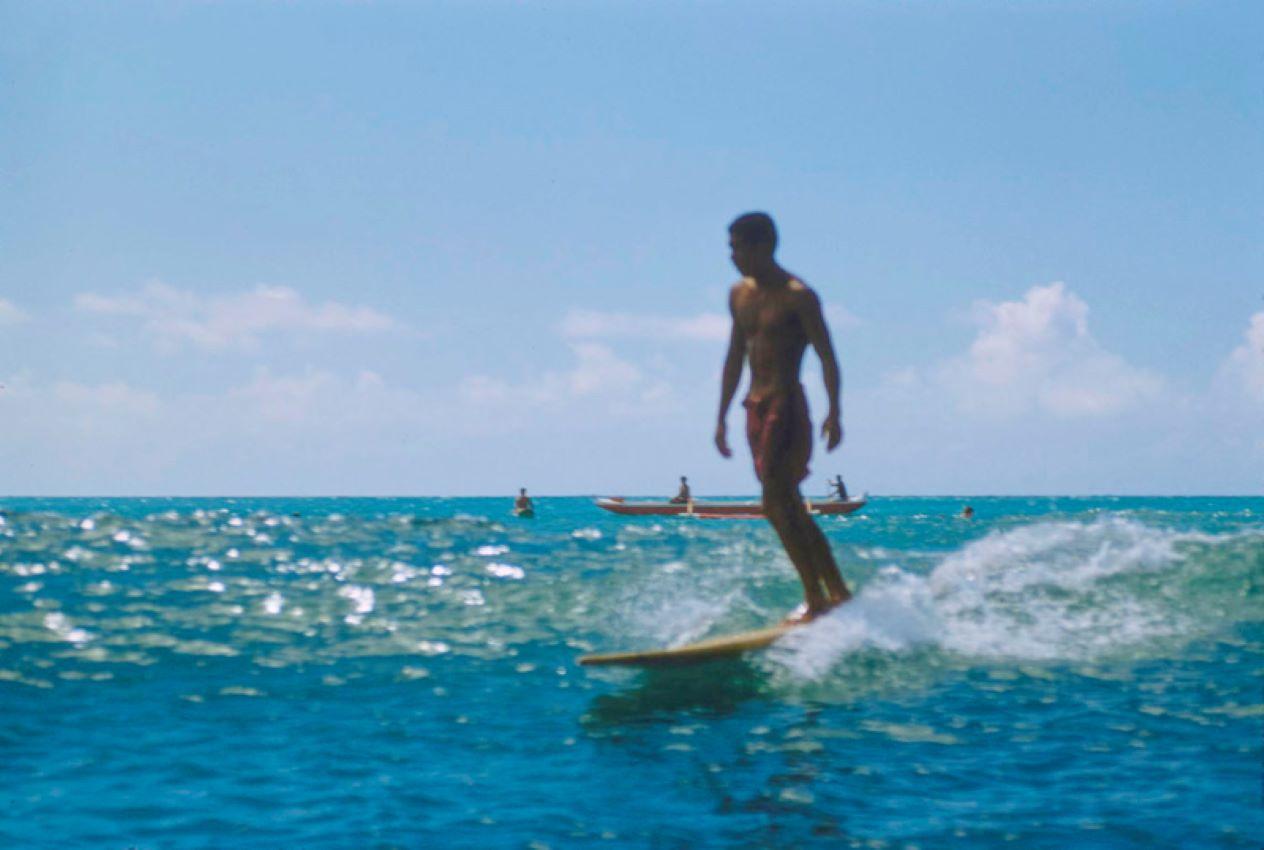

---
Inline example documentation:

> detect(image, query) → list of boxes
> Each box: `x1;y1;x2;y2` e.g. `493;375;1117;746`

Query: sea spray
769;515;1263;679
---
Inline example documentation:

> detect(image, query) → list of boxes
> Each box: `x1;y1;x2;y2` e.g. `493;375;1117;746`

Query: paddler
514;488;534;514
828;474;849;502
669;475;692;505
715;212;852;621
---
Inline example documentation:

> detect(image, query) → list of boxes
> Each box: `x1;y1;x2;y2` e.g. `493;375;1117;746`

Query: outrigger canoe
595;496;866;518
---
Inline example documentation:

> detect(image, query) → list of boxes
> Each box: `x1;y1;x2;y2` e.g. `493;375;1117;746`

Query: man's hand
714;421;732;458
821;410;843;451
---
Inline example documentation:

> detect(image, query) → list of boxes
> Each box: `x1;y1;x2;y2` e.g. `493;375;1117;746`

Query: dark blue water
1;497;1260;848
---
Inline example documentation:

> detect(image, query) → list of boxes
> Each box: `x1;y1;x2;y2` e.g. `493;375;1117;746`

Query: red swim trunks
744;384;811;484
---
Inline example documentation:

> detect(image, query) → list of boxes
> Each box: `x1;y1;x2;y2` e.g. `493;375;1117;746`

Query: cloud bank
1219;310;1264;404
5;284;1261;494
938;282;1163;419
0;298;29;325
74;282;397;351
559;309;729;342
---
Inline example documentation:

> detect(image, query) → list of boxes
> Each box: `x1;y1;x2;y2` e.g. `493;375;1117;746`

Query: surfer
715;212;852;620
669;475;692;505
514;488;534;513
828;474;849;501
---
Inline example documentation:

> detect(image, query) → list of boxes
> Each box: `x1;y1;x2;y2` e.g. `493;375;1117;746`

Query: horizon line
1;493;1259;500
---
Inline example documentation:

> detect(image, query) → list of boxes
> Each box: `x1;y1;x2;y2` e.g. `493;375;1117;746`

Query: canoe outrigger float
595;496;866;519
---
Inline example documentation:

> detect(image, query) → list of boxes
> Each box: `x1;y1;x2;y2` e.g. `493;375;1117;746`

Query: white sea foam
43;611;94;644
770;517;1251;678
624;593;730;648
338;585;375;617
486;562;525;580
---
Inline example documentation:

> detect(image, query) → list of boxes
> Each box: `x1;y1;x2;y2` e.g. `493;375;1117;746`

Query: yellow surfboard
579;621;802;667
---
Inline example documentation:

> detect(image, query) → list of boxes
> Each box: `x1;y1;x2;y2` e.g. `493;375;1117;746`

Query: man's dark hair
729;212;778;250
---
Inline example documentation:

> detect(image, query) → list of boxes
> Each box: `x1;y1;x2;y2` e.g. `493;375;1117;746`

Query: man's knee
762;479;805;521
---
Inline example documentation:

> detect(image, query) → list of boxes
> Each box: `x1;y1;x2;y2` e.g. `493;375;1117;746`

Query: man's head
681;476;688;483
519;488;526;495
728;212;777;277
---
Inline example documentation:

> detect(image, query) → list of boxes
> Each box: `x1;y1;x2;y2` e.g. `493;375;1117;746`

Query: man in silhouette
715;212;851;620
669;475;692;505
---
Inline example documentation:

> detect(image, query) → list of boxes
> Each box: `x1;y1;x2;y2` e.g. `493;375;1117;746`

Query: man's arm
715;287;746;458
798;288;843;450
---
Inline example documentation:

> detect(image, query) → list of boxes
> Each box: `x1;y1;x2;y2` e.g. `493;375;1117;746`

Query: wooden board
579;621;802;667
595;497;866;518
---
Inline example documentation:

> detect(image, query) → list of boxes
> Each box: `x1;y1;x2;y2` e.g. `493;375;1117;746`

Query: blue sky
2;1;1261;495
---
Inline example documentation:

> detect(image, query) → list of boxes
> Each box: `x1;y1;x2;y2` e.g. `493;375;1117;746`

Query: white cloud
560;309;730;342
0;298;30;324
0;368;445;493
1219;310;1264;404
559;302;857;344
851;293;1264;494
225;367;437;428
461;342;667;409
939;282;1162;418
74;281;397;351
825;304;862;329
1;373;162;419
0;349;692;494
0;374;169;488
567;342;646;395
51;380;162;415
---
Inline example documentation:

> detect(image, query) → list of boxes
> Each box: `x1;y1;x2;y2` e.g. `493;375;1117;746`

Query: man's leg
804;520;850;604
762;476;831;616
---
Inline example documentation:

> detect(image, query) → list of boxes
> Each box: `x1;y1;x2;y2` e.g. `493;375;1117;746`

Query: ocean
1;496;1260;849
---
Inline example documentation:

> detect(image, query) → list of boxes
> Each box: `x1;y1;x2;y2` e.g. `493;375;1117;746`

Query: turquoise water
1;496;1260;849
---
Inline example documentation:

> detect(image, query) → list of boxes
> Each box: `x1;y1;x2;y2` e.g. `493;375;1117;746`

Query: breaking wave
770;516;1263;678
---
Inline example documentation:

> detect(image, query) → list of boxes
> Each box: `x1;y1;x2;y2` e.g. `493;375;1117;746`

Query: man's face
729;234;770;277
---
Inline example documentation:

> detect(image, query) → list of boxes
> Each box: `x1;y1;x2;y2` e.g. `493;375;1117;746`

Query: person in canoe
669;475;692;505
715;212;852;621
828;474;849;502
514;488;534;517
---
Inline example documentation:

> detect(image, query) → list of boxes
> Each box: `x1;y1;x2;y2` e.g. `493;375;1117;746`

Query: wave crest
773;517;1261;677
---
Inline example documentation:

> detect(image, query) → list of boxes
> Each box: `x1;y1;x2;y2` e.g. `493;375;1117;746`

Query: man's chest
736;294;801;337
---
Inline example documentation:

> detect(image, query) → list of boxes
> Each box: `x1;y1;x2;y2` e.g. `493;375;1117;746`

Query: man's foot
784;593;854;624
782;601;834;625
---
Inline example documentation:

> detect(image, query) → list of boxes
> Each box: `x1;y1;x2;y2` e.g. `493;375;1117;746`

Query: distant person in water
669;476;692;504
515;488;534;513
715;212;852;621
828;474;849;501
962;505;974;519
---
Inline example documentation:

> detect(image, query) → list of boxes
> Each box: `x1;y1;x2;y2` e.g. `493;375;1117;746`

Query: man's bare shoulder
729;278;756;305
786;278;823;306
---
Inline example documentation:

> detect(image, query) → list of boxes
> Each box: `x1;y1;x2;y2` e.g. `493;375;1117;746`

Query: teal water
1;496;1260;848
